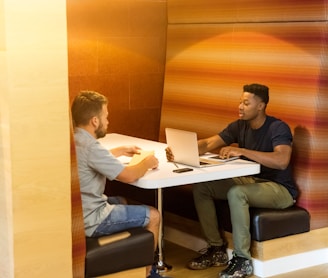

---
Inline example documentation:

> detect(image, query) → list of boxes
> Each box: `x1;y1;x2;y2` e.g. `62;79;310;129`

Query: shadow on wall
291;126;311;202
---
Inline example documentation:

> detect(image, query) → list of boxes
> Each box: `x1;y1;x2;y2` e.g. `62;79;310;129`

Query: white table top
98;133;260;189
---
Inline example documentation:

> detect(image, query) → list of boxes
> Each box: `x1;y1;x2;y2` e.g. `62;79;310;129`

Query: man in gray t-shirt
71;91;163;278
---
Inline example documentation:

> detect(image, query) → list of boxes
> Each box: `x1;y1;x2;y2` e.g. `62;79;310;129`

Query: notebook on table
165;128;238;168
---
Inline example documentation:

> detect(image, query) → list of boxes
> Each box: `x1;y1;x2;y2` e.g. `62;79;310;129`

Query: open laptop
165;128;238;168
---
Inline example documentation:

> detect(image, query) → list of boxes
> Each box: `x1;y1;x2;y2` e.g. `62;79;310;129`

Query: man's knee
192;182;210;196
149;206;161;225
227;185;246;202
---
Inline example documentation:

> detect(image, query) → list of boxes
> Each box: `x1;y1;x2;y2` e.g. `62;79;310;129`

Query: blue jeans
92;196;150;237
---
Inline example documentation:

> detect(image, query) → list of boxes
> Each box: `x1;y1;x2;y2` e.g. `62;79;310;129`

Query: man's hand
219;146;241;159
111;145;141;157
121;145;141;157
143;155;159;170
165;147;174;162
117;153;159;183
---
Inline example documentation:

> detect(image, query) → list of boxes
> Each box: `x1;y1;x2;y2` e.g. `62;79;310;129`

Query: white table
98;133;260;270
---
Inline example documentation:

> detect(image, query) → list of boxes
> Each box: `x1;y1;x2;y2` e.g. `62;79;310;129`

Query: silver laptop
165;128;238;168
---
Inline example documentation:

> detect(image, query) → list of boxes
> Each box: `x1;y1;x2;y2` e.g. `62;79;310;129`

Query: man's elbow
277;159;290;170
277;164;288;171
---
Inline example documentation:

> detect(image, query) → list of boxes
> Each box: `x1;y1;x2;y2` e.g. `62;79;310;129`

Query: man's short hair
243;83;269;105
71;91;107;127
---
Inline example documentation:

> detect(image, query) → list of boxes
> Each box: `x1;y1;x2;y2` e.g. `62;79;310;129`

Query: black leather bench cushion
85;227;154;277
214;201;310;241
250;206;310;241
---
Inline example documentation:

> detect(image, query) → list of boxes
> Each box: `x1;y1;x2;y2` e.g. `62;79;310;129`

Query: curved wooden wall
70;119;86;278
160;0;328;229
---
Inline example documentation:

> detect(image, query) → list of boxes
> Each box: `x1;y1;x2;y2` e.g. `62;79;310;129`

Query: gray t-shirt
74;128;124;236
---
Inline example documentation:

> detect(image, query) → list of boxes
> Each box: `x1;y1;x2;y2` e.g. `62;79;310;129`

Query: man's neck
76;125;97;138
249;114;267;129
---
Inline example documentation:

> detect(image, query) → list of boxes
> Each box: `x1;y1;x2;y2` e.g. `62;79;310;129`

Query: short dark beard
95;122;106;139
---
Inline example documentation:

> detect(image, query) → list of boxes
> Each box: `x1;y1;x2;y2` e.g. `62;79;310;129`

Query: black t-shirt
219;116;298;199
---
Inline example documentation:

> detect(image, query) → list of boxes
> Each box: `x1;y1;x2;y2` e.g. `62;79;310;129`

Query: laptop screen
165;128;201;167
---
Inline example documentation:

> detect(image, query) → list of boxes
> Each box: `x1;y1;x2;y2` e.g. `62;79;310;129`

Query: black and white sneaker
147;265;164;278
187;244;229;270
219;255;253;278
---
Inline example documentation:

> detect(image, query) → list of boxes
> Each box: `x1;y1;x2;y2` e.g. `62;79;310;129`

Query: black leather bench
249;206;310;241
163;184;310;241
106;181;310;243
210;200;310;241
85;227;154;277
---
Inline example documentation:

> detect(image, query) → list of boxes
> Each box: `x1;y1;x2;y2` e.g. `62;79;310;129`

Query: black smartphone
173;168;193;173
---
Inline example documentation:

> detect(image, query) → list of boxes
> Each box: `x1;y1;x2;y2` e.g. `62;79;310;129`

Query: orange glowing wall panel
67;0;167;141
168;0;328;23
161;0;328;229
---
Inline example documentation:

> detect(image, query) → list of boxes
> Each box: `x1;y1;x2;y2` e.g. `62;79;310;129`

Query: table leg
155;187;172;272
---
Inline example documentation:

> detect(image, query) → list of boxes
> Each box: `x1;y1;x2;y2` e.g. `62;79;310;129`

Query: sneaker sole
188;262;228;270
213;261;229;267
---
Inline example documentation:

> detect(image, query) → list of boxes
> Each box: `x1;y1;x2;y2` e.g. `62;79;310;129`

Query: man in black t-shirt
166;83;298;278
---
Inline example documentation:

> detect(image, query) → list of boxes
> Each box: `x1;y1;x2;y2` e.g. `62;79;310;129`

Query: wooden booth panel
160;22;328;229
67;0;167;141
168;0;328;23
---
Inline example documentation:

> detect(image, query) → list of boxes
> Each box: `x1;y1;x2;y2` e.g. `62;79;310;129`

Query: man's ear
90;116;99;127
258;102;266;111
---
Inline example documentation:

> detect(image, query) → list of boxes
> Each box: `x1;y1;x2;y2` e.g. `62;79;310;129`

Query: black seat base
215;201;310;241
250;206;310;241
85;227;154;278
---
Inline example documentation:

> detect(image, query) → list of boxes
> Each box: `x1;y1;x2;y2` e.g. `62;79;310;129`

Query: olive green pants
192;176;294;259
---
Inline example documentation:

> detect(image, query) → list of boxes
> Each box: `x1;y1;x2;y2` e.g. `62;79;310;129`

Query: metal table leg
155;187;172;272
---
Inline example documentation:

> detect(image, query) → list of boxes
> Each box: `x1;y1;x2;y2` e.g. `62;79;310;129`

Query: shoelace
224;257;243;274
198;247;211;253
193;247;216;262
